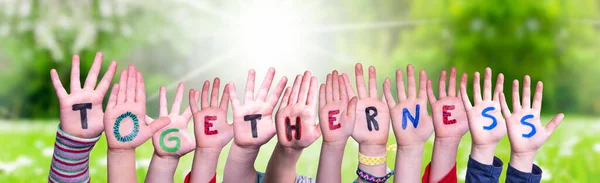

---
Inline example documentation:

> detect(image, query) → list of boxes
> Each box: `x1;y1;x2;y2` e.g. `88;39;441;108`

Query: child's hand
318;71;357;144
191;78;233;150
50;53;117;138
275;71;321;149
150;83;196;158
343;63;390;146
460;68;506;146
104;65;170;150
384;64;433;146
499;76;564;171
427;67;468;139
228;68;287;149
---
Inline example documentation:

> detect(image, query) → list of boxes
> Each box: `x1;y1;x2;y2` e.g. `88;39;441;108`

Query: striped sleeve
48;126;100;183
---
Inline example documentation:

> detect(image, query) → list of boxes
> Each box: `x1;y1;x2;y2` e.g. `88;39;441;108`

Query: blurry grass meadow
1;116;599;182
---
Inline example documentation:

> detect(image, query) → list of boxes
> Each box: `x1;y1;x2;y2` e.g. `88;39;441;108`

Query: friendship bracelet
356;167;394;183
358;144;397;166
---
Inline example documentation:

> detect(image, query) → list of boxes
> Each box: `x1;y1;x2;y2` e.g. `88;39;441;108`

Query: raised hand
104;65;170;150
275;71;321;148
427;67;468;138
50;53;117;138
190;78;233;150
384;64;433;146
228;68;287;148
343;63;390;146
319;71;357;144
149;83;196;158
499;76;564;172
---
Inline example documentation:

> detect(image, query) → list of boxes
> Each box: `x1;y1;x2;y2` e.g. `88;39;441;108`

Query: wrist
509;151;536;173
470;144;497;165
108;148;135;155
322;140;348;149
359;144;387;156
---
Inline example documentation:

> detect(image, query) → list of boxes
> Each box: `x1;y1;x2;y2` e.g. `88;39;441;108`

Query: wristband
358;144;397;166
356;167;394;183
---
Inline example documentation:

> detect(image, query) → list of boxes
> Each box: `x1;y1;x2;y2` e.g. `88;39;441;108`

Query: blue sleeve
466;156;504;183
505;163;542;183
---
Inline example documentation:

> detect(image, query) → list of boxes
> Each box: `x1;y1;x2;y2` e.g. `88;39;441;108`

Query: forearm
263;144;303;183
394;144;425;183
145;153;180;183
316;141;347;183
223;143;260;183
428;137;460;182
190;148;222;183
108;149;138;183
48;128;99;183
470;144;496;165
509;152;535;173
357;144;387;183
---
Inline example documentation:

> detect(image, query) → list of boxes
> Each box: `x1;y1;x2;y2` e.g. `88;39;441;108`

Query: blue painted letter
520;114;536;138
481;107;497;130
402;104;420;130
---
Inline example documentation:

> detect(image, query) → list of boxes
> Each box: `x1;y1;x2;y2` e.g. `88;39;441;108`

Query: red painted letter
328;110;341;130
204;116;218;135
442;105;457;125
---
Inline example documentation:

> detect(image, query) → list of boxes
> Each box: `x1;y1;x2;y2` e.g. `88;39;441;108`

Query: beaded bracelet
356;167;394;183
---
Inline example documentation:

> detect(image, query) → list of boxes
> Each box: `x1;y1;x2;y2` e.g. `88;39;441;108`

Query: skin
189;78;234;182
383;64;433;183
104;65;171;183
499;76;564;173
342;63;391;182
223;68;287;183
145;83;196;183
426;67;469;182
459;67;507;165
316;71;358;183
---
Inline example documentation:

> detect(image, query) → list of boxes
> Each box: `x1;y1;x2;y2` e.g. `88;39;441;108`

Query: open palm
319;71;357;144
427;67;468;139
191;78;233;150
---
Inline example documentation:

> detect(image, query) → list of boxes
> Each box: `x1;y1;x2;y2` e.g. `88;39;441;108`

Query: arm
316;71;358;183
223;68;287;183
383;65;433;183
264;71;320;183
145;83;196;183
499;76;564;183
426;67;469;182
104;65;170;182
48;52;117;182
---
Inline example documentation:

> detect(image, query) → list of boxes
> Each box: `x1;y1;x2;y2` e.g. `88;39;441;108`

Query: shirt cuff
467;155;504;179
421;161;458;183
506;163;542;183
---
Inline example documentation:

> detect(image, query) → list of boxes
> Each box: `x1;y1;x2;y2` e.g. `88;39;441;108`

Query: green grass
0;117;598;182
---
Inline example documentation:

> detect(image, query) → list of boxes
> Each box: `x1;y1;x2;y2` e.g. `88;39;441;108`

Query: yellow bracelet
358;144;397;166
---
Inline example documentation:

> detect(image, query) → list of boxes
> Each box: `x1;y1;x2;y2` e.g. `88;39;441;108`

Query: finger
159;86;168;116
280;86;292;108
256;68;275;102
171;82;185;115
545;113;564;137
473;72;482;103
145;115;154;125
459;73;472;109
383;78;396;108
493;73;504;101
50;69;68;98
355;63;368;98
297;71;313;104
219;83;230;111
427;80;437;105
522;75;532;109
499;92;512;117
201;80;210;109
244;69;256;103
147;117;171;135
227;83;241;111
289;74;302;104
70;55;81;92
438;70;447;98
396;69;407;101
107;84;119;109
368;66;378;99
418;70;428;99
483;67;493;100
339;76;349;103
117;69;127;103
512;80;522;111
96;60;117;96
136;71;146;103
341;73;355;99
448;67;457;97
319;84;326;108
407;64;417;99
189;89;200;114
83;52;103;90
332;71;340;100
325;74;333;102
210;78;221;107
532;81;543;110
267;76;288;107
125;64;137;102
306;76;319;106
346;97;358;118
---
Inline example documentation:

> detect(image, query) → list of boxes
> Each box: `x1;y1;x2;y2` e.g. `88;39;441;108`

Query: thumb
148;117;171;134
346;97;358;117
545;113;564;138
